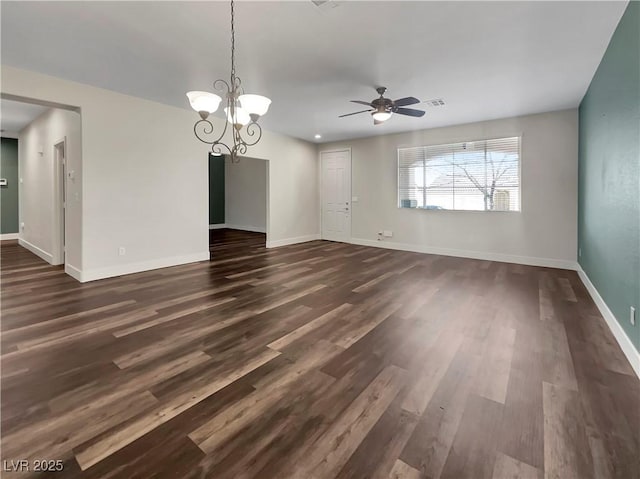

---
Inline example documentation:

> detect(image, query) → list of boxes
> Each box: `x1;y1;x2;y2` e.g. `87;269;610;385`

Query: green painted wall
578;1;640;351
209;154;225;225
1;138;20;235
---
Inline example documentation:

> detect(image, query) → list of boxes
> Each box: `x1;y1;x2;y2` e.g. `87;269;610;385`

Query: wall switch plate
352;196;359;202
118;247;126;256
631;307;636;326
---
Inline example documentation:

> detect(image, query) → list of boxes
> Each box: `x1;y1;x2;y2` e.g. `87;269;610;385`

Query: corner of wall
577;265;640;378
80;251;210;283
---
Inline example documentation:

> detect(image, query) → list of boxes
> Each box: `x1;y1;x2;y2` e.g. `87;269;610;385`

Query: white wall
248;131;320;248
225;157;267;233
321;109;578;268
2;66;319;281
18;107;82;269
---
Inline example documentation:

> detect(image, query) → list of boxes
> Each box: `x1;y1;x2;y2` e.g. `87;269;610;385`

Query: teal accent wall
209;154;225;225
1;138;20;234
578;1;640;351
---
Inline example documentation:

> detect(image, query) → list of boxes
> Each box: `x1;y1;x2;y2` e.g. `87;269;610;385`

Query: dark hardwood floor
1;234;638;478
209;228;266;258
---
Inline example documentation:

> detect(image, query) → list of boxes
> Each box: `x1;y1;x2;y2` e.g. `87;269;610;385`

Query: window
398;136;521;211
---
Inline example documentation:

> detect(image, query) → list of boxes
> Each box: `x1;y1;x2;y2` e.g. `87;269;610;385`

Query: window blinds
398;136;521;211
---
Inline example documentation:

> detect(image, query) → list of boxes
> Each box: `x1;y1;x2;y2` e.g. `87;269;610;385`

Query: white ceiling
0;1;627;143
1;99;48;136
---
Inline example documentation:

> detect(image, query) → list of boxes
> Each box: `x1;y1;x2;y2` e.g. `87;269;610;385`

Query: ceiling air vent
425;99;446;107
311;0;342;11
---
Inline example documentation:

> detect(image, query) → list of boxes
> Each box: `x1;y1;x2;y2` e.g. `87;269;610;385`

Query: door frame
53;137;66;266
319;148;352;243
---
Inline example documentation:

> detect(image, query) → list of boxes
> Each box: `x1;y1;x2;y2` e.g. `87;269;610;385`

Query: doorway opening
1;94;82;277
54;139;66;265
208;154;269;258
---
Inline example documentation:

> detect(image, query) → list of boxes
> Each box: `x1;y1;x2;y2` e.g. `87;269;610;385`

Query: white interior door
321;149;351;242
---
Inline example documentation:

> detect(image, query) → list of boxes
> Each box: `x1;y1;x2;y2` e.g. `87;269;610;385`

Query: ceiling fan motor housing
371;97;394;111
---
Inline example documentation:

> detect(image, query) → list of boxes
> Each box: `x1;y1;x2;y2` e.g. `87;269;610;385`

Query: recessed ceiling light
314;134;322;139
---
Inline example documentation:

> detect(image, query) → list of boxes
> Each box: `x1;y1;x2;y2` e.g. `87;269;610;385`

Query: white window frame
397;135;523;213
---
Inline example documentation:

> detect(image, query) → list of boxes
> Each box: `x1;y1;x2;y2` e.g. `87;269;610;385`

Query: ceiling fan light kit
186;0;271;161
339;86;426;125
372;110;392;122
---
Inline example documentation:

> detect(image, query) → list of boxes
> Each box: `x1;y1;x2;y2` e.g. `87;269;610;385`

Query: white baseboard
267;234;320;248
18;238;54;264
209;224;227;230
65;264;83;282
350;238;578;270
79;251;210;283
577;266;640;378
225;224;267;234
0;233;19;240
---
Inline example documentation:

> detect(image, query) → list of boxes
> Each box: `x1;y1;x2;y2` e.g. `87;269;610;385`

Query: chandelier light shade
238;94;272;117
224;105;251;127
187;0;271;162
186;91;222;118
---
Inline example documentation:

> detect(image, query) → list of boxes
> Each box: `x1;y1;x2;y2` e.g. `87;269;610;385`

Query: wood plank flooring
1;233;638;478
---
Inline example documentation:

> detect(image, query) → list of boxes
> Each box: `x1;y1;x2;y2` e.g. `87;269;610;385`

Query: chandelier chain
230;0;236;81
189;0;267;163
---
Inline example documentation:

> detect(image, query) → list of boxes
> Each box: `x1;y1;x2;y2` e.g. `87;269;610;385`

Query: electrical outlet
631;307;636;326
383;230;393;238
118;247;126;256
20;222;24;230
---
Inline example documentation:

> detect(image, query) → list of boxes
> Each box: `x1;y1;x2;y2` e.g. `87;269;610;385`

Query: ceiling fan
339;87;426;125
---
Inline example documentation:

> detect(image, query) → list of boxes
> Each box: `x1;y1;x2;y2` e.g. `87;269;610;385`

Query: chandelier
186;0;271;162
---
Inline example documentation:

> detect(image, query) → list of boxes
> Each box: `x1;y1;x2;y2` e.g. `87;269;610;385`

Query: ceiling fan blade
395;107;426;117
350;100;373;107
393;96;420;107
339;109;373;118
